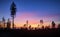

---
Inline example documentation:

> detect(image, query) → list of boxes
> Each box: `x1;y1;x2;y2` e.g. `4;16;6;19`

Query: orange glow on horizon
14;21;50;28
13;12;60;28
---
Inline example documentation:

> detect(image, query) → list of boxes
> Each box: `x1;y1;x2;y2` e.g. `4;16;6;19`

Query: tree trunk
12;16;14;29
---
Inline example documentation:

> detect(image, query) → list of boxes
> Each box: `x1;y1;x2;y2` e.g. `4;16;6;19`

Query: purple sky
0;0;60;27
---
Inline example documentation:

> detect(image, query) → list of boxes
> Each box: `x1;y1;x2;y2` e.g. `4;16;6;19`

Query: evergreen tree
10;2;16;28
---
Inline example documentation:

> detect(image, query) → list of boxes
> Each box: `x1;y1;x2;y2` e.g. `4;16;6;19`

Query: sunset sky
0;0;60;27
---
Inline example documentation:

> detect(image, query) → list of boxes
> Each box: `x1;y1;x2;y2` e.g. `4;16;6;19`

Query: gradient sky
0;0;60;27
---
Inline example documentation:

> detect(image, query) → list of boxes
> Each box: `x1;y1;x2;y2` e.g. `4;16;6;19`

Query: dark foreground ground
0;28;60;37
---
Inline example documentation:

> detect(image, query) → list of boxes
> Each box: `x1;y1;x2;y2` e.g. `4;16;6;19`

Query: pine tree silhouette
58;24;60;28
2;17;5;28
10;2;16;29
52;21;56;28
7;18;11;29
40;20;43;24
